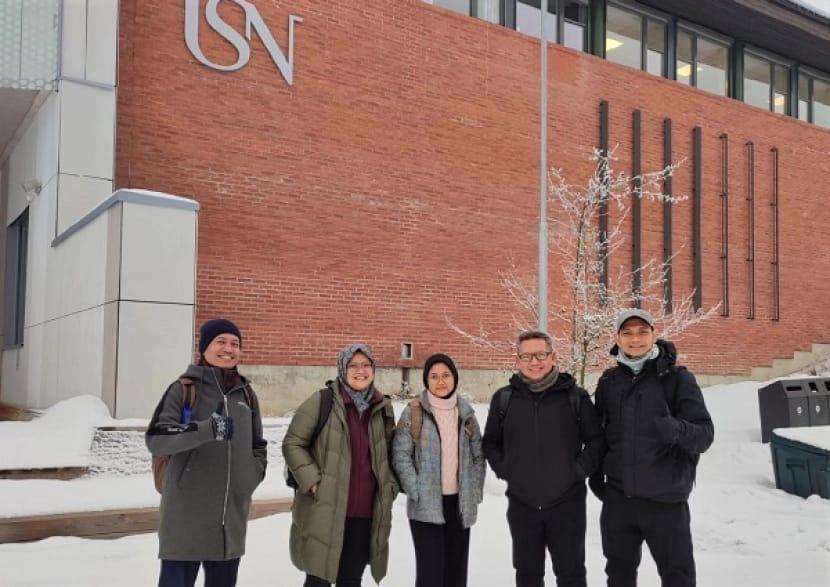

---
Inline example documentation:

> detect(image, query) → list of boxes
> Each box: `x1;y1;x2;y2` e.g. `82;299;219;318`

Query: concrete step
0;497;293;543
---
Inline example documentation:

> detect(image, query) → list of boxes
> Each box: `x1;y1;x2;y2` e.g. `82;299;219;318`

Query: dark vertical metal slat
632;110;642;307
746;141;755;320
663;118;673;314
692;126;702;311
771;147;780;321
600;100;610;293
719;133;730;317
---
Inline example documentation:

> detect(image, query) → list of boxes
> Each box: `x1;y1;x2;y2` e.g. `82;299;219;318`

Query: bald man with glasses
483;330;606;587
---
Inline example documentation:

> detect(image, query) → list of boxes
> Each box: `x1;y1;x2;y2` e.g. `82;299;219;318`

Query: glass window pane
516;0;557;42
646;20;665;76
606;5;642;70
474;0;500;23
434;0;470;15
798;73;810;121
697;38;728;96
563;1;587;51
814;78;830;128
744;53;771;110
772;65;789;114
676;31;693;85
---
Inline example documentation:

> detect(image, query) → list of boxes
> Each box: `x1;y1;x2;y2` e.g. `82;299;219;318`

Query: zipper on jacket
533;398;542;510
211;369;232;533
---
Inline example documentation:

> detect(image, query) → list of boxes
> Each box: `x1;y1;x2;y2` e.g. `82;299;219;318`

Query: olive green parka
282;379;398;583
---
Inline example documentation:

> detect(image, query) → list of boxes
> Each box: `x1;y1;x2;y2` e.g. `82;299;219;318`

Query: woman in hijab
392;353;486;587
283;343;398;586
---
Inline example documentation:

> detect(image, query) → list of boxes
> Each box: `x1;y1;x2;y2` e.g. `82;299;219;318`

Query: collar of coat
417;389;476;421
327;379;385;409
508;370;576;396
608;339;678;377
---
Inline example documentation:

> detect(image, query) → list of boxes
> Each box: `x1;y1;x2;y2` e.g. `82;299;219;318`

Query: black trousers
304;517;372;587
409;494;471;587
506;496;587;587
158;558;240;587
600;497;696;587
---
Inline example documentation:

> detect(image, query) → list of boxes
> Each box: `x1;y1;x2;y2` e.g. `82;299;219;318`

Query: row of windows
425;0;830;129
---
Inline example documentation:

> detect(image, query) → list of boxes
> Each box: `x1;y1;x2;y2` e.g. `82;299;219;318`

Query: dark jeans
600;496;695;587
304;517;372;587
409;494;471;587
158;558;240;587
506;496;587;587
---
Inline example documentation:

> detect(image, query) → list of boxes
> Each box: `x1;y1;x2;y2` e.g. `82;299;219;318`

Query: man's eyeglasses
517;351;553;363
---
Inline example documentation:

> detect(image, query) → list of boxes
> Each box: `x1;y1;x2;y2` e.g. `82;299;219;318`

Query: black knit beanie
199;318;243;355
422;353;459;393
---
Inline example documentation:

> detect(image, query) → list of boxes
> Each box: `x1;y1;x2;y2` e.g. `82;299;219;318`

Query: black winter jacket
482;372;606;508
593;340;714;503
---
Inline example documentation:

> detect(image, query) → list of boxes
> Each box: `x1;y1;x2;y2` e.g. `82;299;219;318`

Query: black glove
210;402;234;441
653;415;681;446
588;473;606;501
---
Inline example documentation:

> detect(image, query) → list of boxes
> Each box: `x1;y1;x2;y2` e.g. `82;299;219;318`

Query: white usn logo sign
184;0;302;85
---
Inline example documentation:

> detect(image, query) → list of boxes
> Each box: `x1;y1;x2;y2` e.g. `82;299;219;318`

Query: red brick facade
115;0;830;375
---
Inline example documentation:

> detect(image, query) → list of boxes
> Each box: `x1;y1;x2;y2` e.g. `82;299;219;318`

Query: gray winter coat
145;365;267;561
392;391;485;528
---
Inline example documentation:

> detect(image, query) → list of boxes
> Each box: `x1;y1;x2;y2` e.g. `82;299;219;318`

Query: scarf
616;344;660;374
519;366;560;393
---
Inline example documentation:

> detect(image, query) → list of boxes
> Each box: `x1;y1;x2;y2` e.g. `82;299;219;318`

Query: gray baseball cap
615;308;655;332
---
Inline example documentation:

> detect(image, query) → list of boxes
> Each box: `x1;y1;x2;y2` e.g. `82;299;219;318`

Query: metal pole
538;1;549;331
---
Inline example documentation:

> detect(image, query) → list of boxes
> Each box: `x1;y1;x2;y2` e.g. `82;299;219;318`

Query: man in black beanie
146;317;267;587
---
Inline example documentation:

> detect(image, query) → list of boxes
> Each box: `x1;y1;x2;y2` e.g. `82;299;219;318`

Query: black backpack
285;387;334;489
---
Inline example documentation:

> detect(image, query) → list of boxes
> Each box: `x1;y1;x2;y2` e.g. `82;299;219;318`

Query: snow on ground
0;381;828;585
0;396;110;469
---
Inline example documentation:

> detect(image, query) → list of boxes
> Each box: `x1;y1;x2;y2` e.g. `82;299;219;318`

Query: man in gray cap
590;309;713;587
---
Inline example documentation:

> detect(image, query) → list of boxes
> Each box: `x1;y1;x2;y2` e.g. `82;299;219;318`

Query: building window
433;0;472;15
605;3;666;76
4;209;28;348
474;0;501;23
562;1;588;51
512;1;588;51
797;70;830;128
676;28;730;97
743;50;791;114
516;0;557;41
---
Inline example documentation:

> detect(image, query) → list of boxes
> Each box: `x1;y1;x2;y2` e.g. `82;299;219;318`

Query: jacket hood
509;370;576;394
608;339;678;373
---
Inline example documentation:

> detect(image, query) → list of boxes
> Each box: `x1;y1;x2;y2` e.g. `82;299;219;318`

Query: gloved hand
210;402;234;441
653;415;681;446
588;473;606;501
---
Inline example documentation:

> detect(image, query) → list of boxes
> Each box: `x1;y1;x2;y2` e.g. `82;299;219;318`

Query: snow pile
0;395;111;470
774;425;830;451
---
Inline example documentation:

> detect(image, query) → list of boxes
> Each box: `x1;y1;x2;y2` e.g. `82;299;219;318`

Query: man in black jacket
590;309;714;587
483;330;606;587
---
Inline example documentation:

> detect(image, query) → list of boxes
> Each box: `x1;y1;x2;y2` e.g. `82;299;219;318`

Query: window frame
3;208;29;350
796;65;830;124
508;0;591;52
742;46;794;115
606;0;669;77
675;22;733;97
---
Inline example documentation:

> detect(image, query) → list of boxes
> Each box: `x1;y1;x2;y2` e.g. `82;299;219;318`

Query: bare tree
448;149;719;387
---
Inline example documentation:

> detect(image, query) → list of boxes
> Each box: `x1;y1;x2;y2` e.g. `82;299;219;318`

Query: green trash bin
770;427;830;499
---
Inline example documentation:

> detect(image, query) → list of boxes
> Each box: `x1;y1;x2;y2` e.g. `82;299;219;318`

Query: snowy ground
1;381;828;586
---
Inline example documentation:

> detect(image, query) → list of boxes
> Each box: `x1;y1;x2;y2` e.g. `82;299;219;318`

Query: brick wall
115;0;830;376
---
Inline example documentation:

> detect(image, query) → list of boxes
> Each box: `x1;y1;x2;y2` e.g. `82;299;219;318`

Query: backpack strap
310;387;334;446
497;388;512;425
409;399;423;444
179;377;197;409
